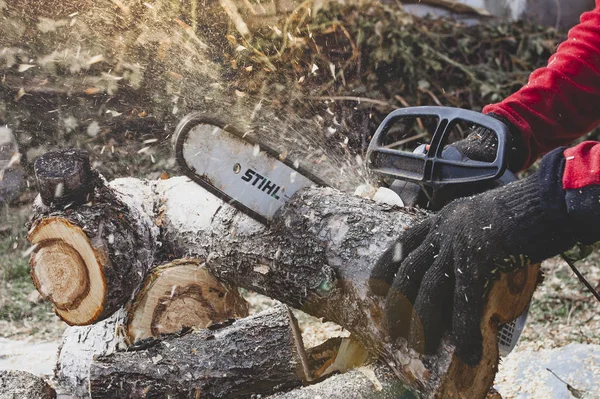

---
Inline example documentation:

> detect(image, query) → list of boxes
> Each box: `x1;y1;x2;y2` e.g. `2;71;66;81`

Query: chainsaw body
174;106;527;356
366;106;517;209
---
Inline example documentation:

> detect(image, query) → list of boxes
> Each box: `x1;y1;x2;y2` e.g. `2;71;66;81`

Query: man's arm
484;1;600;170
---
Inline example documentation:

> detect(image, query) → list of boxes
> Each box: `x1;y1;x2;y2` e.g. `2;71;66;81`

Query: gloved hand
369;146;600;366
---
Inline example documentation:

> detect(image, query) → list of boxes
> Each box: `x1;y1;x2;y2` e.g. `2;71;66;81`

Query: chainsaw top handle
367;106;511;187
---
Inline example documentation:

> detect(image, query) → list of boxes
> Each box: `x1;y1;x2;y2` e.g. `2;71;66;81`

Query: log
27;159;159;325
0;371;56;399
89;304;310;398
125;258;249;344
29;151;540;398
142;175;541;398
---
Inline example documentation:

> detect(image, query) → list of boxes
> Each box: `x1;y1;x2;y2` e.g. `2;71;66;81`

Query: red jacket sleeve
483;1;600;171
563;141;600;189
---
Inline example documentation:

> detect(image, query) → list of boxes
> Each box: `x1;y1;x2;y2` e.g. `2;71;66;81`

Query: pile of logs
26;149;540;398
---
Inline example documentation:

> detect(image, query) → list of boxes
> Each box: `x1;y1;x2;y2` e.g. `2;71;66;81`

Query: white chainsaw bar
173;113;327;224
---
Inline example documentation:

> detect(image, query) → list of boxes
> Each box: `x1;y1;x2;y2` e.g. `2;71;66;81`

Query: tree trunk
89;304;310;399
30;152;540;398
125;258;249;344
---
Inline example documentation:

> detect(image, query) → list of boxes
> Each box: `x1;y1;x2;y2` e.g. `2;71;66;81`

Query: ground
520;256;600;350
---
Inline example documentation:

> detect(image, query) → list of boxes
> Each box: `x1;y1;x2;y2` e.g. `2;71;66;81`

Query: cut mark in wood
31;240;89;310
126;259;249;344
29;217;107;325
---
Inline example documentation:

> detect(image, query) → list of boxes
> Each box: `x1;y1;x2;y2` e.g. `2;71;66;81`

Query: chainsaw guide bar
174;113;327;225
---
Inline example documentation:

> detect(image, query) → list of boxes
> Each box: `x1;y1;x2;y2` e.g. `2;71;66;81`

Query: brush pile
0;0;565;186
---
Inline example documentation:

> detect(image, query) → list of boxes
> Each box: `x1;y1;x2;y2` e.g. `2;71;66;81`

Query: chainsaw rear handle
367;106;511;186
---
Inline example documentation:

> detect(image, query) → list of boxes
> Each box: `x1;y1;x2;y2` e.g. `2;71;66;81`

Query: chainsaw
173;106;527;356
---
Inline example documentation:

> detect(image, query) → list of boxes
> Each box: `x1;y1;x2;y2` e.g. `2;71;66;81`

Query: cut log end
125;259;249;344
31;240;89;309
29;217;107;325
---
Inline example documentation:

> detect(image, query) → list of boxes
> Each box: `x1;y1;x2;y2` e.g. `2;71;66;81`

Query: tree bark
30;158;540;398
125;258;249;344
55;310;129;398
89;304;310;399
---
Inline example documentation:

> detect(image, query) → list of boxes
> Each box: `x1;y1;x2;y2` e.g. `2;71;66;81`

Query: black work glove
369;147;598;366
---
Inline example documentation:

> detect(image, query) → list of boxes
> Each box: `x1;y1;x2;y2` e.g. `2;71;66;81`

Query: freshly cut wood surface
125;258;249;344
434;264;541;398
89;305;310;398
29;218;107;325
